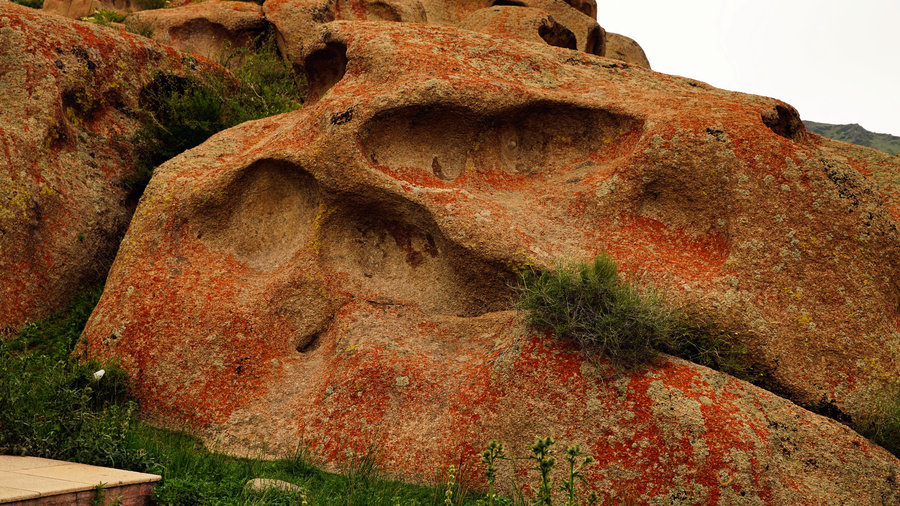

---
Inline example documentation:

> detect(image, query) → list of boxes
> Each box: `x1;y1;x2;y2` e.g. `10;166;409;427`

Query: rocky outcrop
43;0;138;20
0;1;211;330
81;15;900;501
604;31;650;68
264;0;605;63
126;1;268;63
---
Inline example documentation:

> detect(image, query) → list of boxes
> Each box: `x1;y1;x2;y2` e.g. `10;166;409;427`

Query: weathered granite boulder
0;1;211;329
604;31;650;68
43;0;138;20
81;17;900;502
126;1;268;63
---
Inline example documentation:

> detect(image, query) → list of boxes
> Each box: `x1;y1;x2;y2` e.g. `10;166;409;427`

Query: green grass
129;32;305;192
515;255;754;377
128;426;465;505
0;285;147;469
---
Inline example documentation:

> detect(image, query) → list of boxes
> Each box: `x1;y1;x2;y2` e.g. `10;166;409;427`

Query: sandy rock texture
604;31;650;68
126;1;268;63
81;16;900;501
0;1;210;329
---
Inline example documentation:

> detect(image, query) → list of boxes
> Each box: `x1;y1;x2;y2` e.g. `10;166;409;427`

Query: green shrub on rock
516;254;753;377
130;34;305;192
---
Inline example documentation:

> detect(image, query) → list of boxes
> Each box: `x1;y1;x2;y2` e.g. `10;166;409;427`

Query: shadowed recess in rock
584;24;603;55
538;19;576;50
303;42;348;103
319;195;516;317
361;102;643;179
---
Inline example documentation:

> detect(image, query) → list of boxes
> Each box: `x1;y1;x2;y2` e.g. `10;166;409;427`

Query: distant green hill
804;121;900;155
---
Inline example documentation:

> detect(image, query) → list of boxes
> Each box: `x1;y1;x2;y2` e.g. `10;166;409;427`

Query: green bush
11;0;43;9
80;9;127;26
516;255;752;375
129;33;304;192
0;286;152;470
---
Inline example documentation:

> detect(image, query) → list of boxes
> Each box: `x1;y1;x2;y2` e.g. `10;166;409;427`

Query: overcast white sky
597;0;900;136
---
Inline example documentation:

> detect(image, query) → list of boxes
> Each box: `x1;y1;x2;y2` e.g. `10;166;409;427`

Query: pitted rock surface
126;1;268;63
0;2;212;329
80;18;900;502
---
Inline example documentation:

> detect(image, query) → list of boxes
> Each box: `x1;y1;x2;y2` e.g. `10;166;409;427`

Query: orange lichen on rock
68;9;900;501
0;2;216;330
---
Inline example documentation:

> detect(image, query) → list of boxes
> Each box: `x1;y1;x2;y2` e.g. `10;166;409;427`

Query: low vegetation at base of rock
516;255;754;379
0;285;147;469
130;34;304;191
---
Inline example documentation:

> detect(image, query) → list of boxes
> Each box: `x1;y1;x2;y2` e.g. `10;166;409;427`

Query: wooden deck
0;456;160;505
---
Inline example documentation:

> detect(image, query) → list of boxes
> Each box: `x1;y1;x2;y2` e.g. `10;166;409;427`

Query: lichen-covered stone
263;0;605;65
0;1;212;329
81;18;900;502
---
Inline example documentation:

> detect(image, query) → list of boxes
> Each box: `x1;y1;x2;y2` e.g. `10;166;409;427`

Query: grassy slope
804;120;900;155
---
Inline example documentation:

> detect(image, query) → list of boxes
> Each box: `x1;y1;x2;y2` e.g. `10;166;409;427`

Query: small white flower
93;369;105;381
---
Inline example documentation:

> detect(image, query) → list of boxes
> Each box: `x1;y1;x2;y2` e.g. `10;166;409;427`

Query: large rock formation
77;6;900;501
0;1;211;330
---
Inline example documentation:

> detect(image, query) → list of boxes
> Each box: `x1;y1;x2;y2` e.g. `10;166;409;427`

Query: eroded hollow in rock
361;102;642;179
304;42;348;103
318;195;515;317
192;160;321;270
584;25;604;56
762;104;804;141
539;20;577;50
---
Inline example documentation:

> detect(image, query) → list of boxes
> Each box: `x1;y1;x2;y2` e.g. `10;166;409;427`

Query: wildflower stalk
444;464;456;506
530;436;556;505
481;440;506;505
